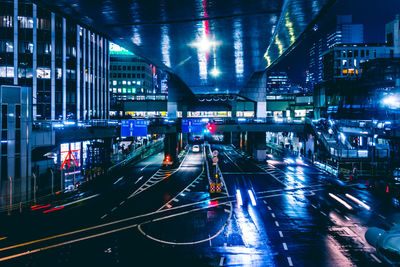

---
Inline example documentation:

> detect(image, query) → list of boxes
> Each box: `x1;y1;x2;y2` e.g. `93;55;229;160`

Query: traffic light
206;123;215;133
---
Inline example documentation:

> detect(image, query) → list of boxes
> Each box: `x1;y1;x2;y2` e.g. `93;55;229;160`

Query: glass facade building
0;0;110;122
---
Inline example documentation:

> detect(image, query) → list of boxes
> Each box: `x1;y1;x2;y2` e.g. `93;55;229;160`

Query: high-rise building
323;15;400;81
327;15;364;48
0;0;110;121
109;43;167;118
323;44;394;81
0;0;110;205
308;15;364;87
267;72;290;93
385;14;400;56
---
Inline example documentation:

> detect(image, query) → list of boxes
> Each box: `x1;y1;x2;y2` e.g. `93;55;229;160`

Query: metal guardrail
108;139;164;174
306;118;389;160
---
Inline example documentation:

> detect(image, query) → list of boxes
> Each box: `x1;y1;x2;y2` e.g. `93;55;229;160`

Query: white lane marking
344;216;351;221
320;211;327;216
209;235;212;247
279;231;283;238
134;176;144;184
275;221;280;227
180;193;186;197
263;200;267;204
311;204;317;209
172;198;179;202
100;214;107;219
282;242;288;250
113;176;124;184
185;188;191;192
140;163;152;171
287;257;293;266
119;201;125;206
219;256;225;266
267;206;272;210
54;194;100;209
224;243;227;247
370;253;382;263
271;213;276;218
111;207;117;212
334;208;340;213
224;209;230;213
378;214;386;220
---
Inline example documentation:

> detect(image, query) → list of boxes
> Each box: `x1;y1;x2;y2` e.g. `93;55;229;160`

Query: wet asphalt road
0;144;399;266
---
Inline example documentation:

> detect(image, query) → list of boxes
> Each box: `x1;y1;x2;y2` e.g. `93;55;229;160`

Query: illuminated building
109;43;167;118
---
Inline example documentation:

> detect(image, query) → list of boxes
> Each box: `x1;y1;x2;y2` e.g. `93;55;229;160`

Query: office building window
0;16;13;27
2;105;7;130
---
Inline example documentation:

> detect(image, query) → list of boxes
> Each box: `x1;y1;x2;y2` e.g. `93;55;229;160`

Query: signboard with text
182;119;204;133
121;119;148;137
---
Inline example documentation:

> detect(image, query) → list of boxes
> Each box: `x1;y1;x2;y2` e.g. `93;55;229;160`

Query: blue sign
182;119;204;133
121;119;148;137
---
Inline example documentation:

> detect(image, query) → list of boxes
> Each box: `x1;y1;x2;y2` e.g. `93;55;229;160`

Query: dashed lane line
279;231;283;238
320;211;327;216
219;256;225;266
378;214;386;220
271;213;276;218
267;206;272;211
287;256;293;266
282;242;288;250
275;221;280;227
370;253;382;263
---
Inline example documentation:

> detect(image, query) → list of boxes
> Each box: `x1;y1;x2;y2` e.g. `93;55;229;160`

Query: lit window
113;88;117;93
122;80;126;85
122;88;126;93
37;67;51;79
127;81;131;85
137;81;141;85
342;69;348;74
118;88;121;93
127;89;132;93
112;80;117;85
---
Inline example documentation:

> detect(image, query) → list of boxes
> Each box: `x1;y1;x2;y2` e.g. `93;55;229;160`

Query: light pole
50;168;54;195
8;176;12;215
33;173;37;203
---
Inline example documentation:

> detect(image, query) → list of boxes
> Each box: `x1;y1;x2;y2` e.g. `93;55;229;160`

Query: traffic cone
386;185;390;194
366;180;369;186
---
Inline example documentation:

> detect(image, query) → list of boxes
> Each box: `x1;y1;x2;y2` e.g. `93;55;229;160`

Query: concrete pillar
256;101;267;118
232;132;240;147
164;133;178;162
168;101;178;119
247;132;267;161
223;132;232;145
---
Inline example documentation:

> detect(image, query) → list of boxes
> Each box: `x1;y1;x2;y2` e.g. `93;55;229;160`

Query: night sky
270;0;400;85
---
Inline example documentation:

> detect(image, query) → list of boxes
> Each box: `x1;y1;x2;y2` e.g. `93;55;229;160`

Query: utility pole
8;176;12;215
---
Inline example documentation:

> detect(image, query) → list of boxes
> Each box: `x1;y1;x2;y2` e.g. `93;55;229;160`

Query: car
192;145;200;152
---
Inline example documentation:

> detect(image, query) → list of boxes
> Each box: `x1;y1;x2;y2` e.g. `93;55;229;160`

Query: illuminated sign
121;119;148;137
182;119;204;133
109;42;134;55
